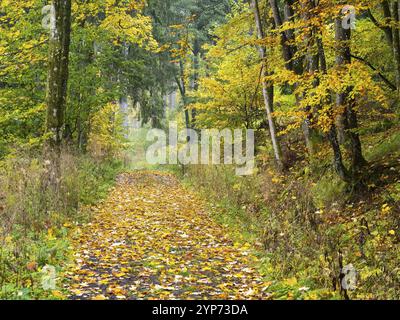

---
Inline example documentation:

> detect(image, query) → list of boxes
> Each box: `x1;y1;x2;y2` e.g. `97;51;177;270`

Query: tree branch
350;54;396;91
366;9;393;45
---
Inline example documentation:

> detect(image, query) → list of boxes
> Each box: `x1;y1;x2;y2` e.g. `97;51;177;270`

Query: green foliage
87;102;128;161
78;157;124;206
311;174;348;209
0;0;158;156
364;130;400;161
0;228;70;300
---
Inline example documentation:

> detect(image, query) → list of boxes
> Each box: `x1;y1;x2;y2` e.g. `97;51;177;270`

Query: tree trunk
251;0;284;170
367;3;392;44
191;39;201;126
268;0;293;69
316;17;349;181
118;43;130;136
392;0;400;97
175;60;191;131
328;125;349;182
45;0;72;150
335;15;366;175
301;0;321;155
382;0;393;41
269;0;316;155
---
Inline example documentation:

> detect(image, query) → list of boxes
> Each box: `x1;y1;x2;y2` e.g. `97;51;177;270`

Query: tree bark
367;1;400;95
300;0;321;155
328;125;349;182
315;15;349;181
191;39;201;126
268;0;293;70
335;15;366;175
45;0;72;150
175;60;191;131
392;0;400;97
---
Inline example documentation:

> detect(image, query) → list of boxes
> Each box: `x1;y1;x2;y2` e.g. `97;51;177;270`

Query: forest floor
64;171;271;300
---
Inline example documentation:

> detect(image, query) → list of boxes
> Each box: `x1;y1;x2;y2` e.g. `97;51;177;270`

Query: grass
0;151;124;299
364;129;400;162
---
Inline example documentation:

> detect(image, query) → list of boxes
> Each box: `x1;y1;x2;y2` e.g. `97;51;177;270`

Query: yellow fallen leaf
284;277;298;286
52;290;65;299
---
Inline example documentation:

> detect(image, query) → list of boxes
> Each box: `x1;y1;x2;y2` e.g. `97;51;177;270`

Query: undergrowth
0;149;123;299
178;125;400;300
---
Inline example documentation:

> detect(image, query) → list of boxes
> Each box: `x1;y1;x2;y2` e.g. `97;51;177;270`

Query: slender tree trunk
283;0;302;75
317;36;327;74
251;0;284;170
382;0;393;39
175;60;191;131
367;3;392;44
118;43;130;135
269;0;293;69
191;39;201;126
335;15;366;174
346;103;366;172
300;0;321;155
45;0;72;150
392;0;400;97
328;125;349;181
175;61;191;142
77;112;83;150
317;18;349;181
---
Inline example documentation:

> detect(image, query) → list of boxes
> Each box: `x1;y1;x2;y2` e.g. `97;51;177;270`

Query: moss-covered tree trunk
391;0;400;97
45;0;72;150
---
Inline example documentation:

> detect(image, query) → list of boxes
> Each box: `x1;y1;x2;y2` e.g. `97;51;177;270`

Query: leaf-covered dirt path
64;171;271;300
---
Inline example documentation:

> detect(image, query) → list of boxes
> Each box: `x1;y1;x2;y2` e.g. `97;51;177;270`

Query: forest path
65;171;270;300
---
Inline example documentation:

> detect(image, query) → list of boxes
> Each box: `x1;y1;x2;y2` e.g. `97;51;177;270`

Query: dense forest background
0;0;399;300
